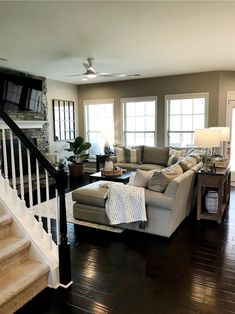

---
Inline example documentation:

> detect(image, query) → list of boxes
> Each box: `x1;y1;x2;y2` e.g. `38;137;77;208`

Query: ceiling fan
66;58;141;79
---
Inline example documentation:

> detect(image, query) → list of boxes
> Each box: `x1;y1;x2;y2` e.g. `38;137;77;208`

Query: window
165;93;208;147
53;99;75;141
84;99;114;157
122;97;157;146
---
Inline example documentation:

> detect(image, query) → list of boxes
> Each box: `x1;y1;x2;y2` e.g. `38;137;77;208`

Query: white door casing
226;92;235;181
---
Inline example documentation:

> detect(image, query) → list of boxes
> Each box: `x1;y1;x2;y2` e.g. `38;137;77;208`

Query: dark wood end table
197;166;231;223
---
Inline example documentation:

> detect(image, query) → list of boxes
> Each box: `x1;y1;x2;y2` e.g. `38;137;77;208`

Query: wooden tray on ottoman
101;169;123;177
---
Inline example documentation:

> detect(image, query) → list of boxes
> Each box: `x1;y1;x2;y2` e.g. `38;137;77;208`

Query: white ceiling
1;1;235;85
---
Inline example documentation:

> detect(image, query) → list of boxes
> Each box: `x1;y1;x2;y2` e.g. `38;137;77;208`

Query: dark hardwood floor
17;178;235;314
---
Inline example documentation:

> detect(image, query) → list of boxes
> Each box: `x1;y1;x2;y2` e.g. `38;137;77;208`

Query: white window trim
121;96;158;146
83;98;115;156
164;92;209;146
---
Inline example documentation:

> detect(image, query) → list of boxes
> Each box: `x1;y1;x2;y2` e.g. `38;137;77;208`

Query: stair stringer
0;177;60;289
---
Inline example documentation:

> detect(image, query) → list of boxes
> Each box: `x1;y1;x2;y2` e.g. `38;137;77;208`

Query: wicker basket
214;159;228;168
101;169;123;177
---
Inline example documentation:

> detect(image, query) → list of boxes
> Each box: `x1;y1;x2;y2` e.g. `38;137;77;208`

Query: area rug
32;191;123;233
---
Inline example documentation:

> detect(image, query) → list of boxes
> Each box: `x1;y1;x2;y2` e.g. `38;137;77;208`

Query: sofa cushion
179;156;198;172
138;164;165;171
132;169;155;188
167;148;187;166
148;164;183;192
72;181;108;207
115;147;125;162
124;146;142;164
143;146;169;166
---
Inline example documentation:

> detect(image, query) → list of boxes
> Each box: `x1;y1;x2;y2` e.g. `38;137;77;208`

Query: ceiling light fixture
86;73;96;79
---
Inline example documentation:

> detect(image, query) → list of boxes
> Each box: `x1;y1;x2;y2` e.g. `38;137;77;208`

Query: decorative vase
104;160;113;171
205;191;218;213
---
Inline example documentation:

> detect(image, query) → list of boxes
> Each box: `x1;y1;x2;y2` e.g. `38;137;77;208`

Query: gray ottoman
72;180;110;225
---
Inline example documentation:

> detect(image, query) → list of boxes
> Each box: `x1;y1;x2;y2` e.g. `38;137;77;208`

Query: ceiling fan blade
63;73;85;77
124;74;141;77
97;73;141;78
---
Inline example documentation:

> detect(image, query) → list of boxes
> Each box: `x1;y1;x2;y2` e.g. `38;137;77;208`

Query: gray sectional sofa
112;145;170;171
72;146;203;238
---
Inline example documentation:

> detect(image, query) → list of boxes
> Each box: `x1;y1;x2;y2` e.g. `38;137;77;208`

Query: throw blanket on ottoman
100;182;146;225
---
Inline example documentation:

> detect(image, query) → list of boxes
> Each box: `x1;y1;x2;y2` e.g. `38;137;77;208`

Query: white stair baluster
2;128;9;191
36;159;43;238
45;169;52;249
9;130;18;202
56;189;60;245
27;149;33;208
18;139;26;215
18;139;25;202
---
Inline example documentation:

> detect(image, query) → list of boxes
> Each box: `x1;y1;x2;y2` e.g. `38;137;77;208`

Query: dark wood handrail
0;107;56;176
0;107;72;286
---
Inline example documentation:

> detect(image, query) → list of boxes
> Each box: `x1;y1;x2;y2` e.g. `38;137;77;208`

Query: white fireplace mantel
0;120;47;129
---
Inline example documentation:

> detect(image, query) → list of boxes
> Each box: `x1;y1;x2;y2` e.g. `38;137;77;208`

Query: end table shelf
197;166;231;224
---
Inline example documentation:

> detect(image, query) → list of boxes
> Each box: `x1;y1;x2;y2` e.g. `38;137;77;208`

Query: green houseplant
65;136;91;177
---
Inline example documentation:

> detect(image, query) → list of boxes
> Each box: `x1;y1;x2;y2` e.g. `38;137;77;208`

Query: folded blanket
100;182;146;225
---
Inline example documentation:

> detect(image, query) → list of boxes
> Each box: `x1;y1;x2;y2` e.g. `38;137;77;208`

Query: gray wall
218;71;235;125
77;71;220;146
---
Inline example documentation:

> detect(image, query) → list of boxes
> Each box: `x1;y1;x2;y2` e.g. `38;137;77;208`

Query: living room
1;1;235;313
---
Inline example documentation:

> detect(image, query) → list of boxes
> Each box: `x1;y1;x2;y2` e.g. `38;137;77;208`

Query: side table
197;166;231;223
96;154;108;172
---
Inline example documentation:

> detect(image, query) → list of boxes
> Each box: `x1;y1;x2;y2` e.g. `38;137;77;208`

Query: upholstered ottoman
72;181;110;225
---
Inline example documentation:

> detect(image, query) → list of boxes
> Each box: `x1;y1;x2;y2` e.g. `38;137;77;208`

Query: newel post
56;164;72;286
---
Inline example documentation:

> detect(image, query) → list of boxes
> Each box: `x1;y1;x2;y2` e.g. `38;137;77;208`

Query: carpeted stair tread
0;259;49;307
0;214;13;240
0;213;12;226
0;236;31;270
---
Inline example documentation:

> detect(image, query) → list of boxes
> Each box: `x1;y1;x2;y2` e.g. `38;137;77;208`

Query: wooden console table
197;166;231;223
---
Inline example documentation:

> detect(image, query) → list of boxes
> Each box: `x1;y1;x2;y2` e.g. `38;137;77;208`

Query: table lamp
194;128;221;172
209;127;230;159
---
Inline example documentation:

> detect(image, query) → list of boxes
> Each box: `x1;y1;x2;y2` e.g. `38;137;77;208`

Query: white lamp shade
194;128;221;148
209;127;230;141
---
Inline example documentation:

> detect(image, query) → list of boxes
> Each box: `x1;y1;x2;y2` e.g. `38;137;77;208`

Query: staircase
0;209;49;314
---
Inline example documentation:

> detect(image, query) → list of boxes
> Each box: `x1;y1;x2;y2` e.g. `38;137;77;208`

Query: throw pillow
179;156;198;172
167;148;187;166
148;164;183;192
124;147;142;164
143;146;169;166
133;169;155;188
115;147;125;163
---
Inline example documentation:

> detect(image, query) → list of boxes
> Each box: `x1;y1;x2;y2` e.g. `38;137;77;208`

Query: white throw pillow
133;169;155;187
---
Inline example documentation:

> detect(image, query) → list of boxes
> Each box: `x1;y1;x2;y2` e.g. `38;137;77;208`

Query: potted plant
65;136;91;177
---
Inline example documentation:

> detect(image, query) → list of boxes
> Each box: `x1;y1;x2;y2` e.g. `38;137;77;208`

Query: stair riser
0;224;12;240
0;247;30;278
0;273;48;314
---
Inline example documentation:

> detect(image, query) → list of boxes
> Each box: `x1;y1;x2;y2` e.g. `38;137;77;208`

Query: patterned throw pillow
179;156;198;172
115;147;125;163
167;148;187;166
148;164;183;192
124;147;142;164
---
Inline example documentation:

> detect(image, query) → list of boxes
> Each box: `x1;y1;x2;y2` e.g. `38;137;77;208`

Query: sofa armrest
145;189;174;210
